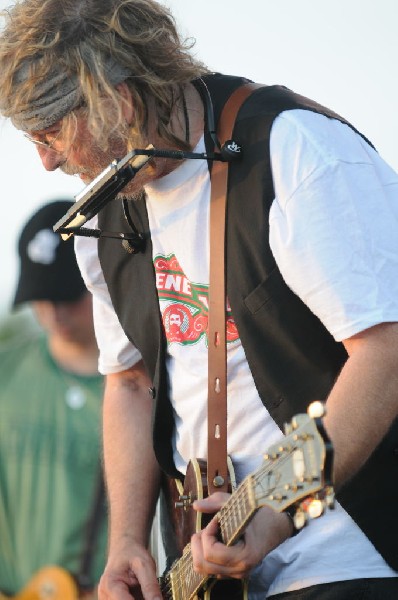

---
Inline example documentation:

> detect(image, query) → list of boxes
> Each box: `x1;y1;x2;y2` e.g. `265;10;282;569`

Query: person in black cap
0;200;107;597
13;200;88;307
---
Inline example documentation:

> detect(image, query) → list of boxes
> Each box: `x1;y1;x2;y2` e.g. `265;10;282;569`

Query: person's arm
98;361;163;600
191;321;398;579
324;321;398;488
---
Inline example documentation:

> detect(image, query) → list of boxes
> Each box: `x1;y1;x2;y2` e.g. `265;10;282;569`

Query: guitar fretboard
161;477;257;600
218;474;258;544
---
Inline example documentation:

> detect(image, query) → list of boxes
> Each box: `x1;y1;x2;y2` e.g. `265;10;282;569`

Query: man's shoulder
0;331;43;365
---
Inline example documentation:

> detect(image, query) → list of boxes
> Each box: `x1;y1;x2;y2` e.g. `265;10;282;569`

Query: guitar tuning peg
307;498;324;520
292;507;307;530
307;401;326;419
325;486;335;509
175;493;194;510
284;422;293;435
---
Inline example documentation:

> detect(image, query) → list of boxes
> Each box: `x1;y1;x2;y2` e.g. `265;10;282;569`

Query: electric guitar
0;566;97;600
160;402;335;600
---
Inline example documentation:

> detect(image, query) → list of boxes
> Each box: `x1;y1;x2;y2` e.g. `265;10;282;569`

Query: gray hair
0;0;208;150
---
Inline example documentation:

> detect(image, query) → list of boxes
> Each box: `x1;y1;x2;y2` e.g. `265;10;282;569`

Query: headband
10;56;132;132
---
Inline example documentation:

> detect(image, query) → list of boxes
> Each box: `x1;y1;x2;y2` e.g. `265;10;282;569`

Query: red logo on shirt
155;254;238;346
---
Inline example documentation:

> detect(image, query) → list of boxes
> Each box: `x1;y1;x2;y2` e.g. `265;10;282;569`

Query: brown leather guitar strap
207;83;262;495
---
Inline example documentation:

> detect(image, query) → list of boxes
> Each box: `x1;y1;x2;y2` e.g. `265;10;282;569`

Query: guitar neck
218;476;258;545
162;477;257;600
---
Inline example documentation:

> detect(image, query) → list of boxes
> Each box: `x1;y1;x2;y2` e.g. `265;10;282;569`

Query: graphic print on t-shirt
155;253;239;346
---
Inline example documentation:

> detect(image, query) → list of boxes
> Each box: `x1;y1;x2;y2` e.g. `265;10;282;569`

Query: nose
36;145;65;171
53;302;71;319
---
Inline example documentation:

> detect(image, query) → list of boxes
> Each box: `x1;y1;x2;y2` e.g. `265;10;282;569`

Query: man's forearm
103;361;161;551
324;322;398;489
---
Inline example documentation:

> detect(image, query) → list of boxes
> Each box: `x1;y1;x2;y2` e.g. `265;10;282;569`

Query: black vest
98;74;398;570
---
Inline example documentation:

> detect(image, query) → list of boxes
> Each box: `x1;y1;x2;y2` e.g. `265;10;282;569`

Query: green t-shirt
0;334;107;594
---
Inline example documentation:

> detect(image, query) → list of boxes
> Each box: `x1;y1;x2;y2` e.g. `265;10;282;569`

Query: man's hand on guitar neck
190;492;293;580
98;538;162;600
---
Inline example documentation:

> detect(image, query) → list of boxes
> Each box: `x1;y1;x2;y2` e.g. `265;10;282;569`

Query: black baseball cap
13;200;87;307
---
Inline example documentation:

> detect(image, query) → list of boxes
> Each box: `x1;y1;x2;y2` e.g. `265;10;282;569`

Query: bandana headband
10;57;132;132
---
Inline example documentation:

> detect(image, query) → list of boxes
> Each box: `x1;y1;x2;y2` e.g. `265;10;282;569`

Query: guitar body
170;458;211;554
0;566;79;600
164;458;247;600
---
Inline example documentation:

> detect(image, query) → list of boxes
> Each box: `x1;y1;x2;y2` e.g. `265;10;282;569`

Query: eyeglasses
23;128;63;152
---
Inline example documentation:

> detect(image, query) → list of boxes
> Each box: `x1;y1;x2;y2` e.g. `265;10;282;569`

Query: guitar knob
175;494;194;510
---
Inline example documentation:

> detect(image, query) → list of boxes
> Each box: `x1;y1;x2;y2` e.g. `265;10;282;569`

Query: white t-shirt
75;109;398;596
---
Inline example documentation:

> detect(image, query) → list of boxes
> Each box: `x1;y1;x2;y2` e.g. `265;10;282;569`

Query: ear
116;81;134;124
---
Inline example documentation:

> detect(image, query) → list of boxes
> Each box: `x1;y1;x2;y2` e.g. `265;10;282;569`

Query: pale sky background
0;0;397;312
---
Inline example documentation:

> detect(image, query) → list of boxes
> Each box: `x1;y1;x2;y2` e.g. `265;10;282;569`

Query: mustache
60;161;144;202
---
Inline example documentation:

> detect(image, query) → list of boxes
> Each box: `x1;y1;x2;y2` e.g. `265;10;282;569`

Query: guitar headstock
253;401;334;530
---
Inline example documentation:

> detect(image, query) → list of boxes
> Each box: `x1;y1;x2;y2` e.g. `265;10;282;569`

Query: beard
59;132;130;178
59;134;161;201
58;125;185;205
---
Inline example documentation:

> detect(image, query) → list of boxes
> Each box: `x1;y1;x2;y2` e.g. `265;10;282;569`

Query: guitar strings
217;446;304;541
164;478;262;600
164;469;273;598
166;545;208;600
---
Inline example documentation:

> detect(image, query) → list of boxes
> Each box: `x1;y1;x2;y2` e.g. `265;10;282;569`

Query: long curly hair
0;0;209;149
